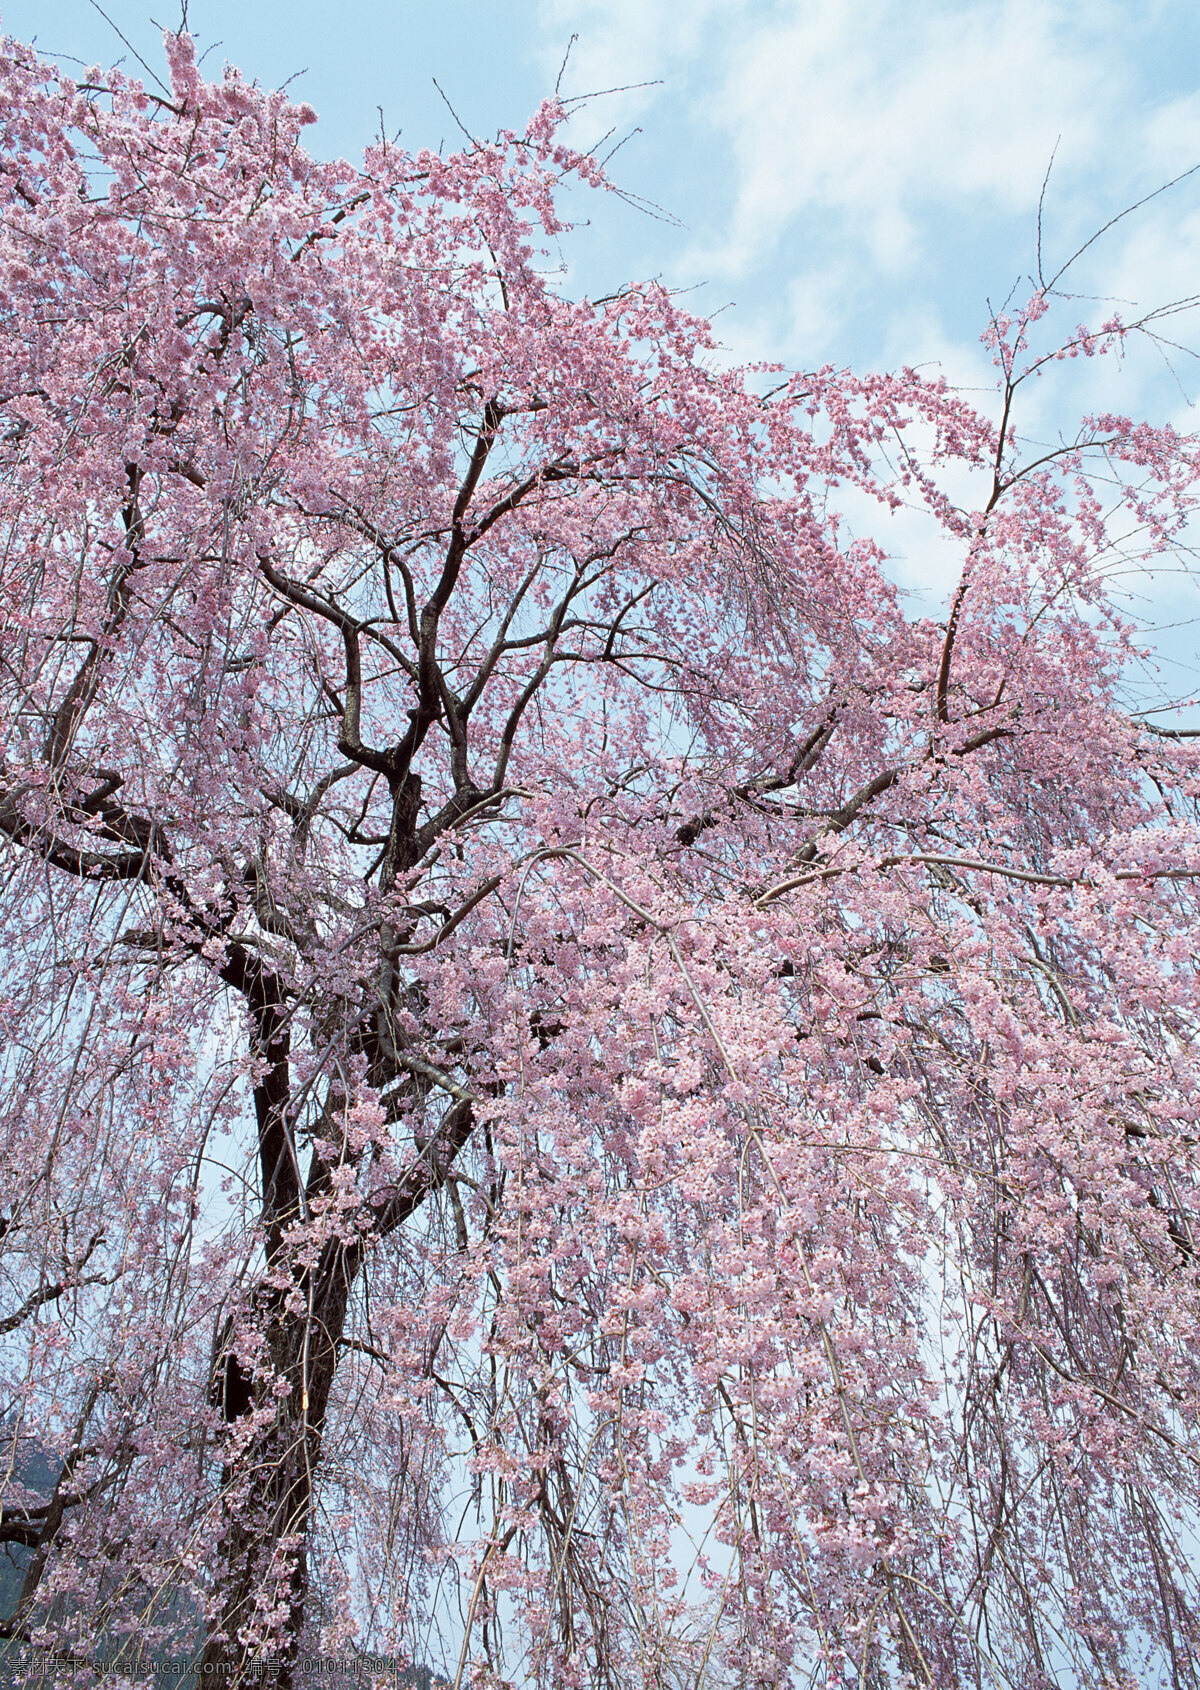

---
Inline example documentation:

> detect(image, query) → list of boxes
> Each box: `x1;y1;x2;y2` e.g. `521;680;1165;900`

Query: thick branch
219;943;297;1264
0;788;158;881
372;1096;476;1237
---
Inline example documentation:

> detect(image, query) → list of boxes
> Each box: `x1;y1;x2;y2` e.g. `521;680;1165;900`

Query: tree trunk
201;1089;475;1684
201;1239;359;1688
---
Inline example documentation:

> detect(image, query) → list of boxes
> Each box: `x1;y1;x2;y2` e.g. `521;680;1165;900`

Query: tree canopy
2;29;1200;1690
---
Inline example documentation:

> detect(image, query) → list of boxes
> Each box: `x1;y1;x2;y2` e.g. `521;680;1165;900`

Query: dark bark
199;1239;358;1689
200;1098;476;1688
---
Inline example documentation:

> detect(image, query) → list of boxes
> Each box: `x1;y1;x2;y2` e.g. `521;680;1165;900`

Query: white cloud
705;0;1129;275
534;0;1200;629
537;0;735;120
539;0;1129;273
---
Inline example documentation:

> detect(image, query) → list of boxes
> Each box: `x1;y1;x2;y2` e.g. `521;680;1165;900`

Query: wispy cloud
538;0;1200;367
703;0;1120;274
535;0;1200;664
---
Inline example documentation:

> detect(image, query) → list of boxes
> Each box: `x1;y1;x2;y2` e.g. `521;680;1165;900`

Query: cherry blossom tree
2;26;1200;1690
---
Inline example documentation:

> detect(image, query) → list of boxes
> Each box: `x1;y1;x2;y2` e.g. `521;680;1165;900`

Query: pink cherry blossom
0;27;1199;1690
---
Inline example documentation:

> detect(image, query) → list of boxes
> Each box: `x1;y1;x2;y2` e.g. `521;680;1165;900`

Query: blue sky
6;0;1200;708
